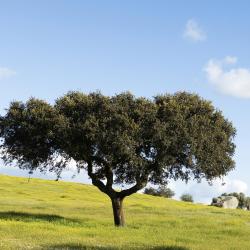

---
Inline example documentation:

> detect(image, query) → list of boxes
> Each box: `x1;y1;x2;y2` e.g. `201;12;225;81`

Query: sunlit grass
0;174;250;249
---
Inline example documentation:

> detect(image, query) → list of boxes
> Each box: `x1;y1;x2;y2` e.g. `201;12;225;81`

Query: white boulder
211;195;239;209
221;196;239;209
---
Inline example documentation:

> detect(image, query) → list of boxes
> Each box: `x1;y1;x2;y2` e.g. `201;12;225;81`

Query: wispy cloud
183;19;206;42
204;56;250;98
0;67;16;80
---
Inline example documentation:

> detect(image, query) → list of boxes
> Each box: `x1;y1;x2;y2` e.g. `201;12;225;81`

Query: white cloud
223;56;238;65
204;56;250;98
0;67;16;80
183;19;206;42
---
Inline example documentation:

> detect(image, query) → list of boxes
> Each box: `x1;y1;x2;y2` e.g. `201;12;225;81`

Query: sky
0;0;250;203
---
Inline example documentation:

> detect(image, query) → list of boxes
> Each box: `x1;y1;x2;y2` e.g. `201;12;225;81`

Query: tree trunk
111;197;125;227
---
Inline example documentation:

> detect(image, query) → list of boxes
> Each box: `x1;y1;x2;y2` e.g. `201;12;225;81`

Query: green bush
180;193;193;202
144;186;175;198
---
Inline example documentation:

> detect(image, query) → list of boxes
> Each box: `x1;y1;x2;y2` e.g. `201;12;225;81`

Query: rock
211;195;239;209
221;196;238;209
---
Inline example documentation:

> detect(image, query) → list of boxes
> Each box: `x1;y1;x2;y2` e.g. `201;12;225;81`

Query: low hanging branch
0;91;236;226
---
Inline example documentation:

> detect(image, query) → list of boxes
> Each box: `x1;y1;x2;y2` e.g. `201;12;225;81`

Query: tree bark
111;197;125;227
87;161;149;226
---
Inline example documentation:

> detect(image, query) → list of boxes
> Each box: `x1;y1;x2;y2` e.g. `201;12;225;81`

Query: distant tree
144;187;157;196
157;186;175;198
144;186;175;198
180;194;194;202
0;91;236;226
244;197;250;210
212;197;218;204
228;192;245;209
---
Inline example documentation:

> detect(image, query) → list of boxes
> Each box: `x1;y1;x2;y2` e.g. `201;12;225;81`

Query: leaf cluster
0;91;236;186
180;193;193;202
144;186;175;198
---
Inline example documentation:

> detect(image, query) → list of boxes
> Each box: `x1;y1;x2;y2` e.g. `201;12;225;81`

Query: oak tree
0;92;236;226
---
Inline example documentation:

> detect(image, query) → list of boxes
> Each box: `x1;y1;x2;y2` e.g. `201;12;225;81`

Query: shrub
180;193;193;202
245;197;250;210
144;187;157;196
144;186;175;198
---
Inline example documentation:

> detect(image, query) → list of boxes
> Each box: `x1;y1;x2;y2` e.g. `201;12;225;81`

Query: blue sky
1;0;250;203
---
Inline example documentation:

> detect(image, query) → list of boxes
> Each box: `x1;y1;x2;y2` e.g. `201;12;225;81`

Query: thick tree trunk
111;197;125;227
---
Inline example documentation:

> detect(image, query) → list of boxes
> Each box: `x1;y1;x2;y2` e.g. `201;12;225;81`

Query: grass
0;174;250;249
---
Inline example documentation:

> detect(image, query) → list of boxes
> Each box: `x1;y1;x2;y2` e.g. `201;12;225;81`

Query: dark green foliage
180;194;194;202
0;91;236;193
0;91;236;225
245;197;250;210
144;186;175;198
229;192;245;208
212;197;218;204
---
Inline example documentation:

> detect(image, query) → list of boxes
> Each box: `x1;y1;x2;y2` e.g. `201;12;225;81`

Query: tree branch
119;174;148;198
87;161;108;195
105;166;114;191
91;155;114;191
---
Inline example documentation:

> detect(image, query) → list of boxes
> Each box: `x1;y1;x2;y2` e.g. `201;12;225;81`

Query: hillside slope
0;174;249;250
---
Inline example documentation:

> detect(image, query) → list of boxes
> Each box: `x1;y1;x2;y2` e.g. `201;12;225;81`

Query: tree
245;197;250;210
0;91;236;226
144;186;175;198
180;194;193;202
156;186;175;198
144;187;158;196
228;192;245;208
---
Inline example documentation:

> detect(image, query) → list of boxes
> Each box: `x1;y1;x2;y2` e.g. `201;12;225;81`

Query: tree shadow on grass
0;211;80;225
49;244;189;250
48;245;116;250
152;247;189;250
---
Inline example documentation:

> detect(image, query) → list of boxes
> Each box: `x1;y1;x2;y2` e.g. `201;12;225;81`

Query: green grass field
0;174;250;250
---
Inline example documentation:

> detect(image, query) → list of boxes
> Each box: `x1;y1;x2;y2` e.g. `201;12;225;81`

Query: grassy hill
0;174;250;250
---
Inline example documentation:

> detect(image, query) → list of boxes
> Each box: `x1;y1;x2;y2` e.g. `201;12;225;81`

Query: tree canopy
0;91;236;226
144;186;175;198
180;193;194;203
